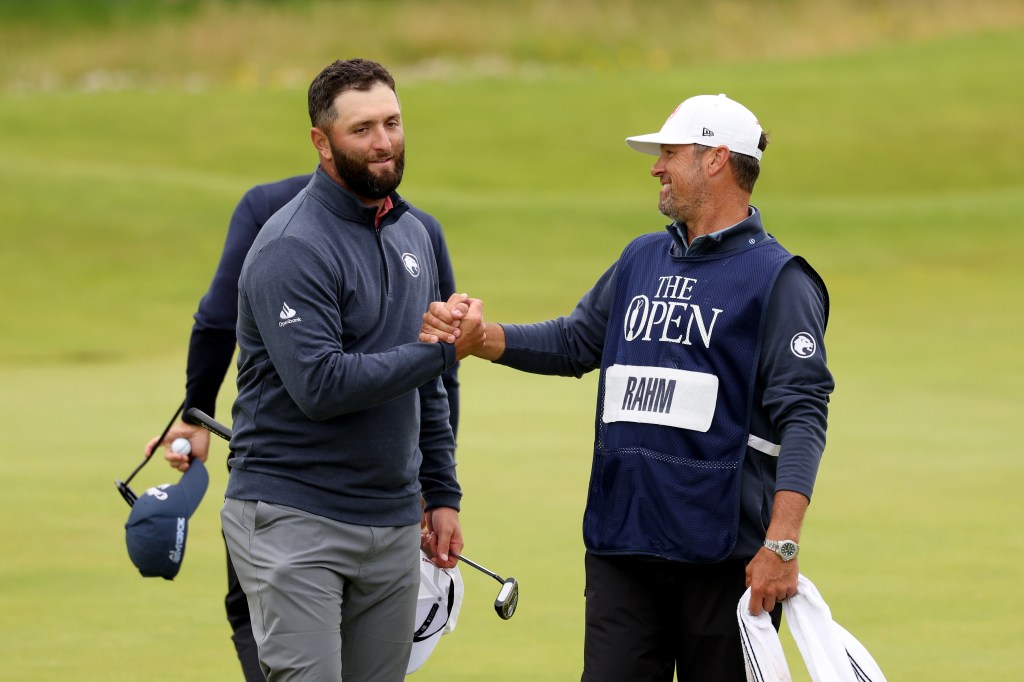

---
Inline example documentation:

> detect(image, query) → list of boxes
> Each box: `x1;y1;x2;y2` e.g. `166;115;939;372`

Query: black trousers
581;553;781;682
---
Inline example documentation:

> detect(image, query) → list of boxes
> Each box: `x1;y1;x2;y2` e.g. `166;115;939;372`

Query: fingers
422;295;474;344
434;525;453;564
420;530;437;559
187;428;212;462
448;533;464;566
421;307;461;344
744;552;799;616
749;585;799;616
445;292;470;311
154;422;213;469
424;507;462;569
747;593;775;616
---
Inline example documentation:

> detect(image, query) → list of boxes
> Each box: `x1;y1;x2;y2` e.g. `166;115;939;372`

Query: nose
371;125;393;151
651;153;667;177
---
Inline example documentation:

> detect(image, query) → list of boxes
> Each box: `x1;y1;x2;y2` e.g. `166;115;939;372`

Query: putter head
494;578;519;620
115;479;137;507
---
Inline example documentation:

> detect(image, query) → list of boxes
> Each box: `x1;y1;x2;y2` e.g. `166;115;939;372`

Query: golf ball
171;437;192;456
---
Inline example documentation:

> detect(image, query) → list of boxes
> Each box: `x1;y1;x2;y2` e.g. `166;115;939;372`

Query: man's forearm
766;490;808;541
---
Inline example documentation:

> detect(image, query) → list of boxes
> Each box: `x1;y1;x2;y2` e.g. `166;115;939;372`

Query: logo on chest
401;253;421;277
622;275;722;349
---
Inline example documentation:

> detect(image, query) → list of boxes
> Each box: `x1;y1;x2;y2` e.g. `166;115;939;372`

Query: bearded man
221;58;463;682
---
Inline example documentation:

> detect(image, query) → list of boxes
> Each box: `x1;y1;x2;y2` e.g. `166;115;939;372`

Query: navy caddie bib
583;231;792;562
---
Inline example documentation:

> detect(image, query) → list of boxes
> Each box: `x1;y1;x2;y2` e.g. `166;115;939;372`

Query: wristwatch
763;538;799;561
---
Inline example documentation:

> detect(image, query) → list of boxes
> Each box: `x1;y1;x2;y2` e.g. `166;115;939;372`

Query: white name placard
602;364;718;433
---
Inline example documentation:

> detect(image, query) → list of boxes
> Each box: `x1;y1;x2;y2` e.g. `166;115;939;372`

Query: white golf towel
737;574;886;682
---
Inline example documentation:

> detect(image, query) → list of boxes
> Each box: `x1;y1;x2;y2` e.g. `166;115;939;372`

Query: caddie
419;93;835;681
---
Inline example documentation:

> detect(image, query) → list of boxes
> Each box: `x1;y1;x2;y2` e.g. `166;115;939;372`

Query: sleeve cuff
423;492;462;513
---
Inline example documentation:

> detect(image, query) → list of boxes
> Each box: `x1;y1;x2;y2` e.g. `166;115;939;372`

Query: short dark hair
308;59;397;130
694;131;769;193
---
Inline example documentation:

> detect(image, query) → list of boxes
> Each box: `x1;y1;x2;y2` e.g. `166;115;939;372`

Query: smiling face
651;143;709;226
312;83;405;204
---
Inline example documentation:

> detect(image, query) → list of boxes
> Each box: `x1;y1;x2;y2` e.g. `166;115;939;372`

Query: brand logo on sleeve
279;302;301;327
401;253;421;277
790;332;816;358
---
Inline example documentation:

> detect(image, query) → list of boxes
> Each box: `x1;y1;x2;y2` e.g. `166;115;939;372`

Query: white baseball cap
407;552;465;674
626;93;764;160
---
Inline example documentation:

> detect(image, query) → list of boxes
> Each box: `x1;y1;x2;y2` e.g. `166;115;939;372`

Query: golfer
421;93;834;680
221;58;463;681
145;170;459;681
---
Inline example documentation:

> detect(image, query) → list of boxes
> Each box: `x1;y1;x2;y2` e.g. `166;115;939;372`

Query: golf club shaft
125;400;184;485
450;551;504;585
186;407;232;442
186;409;513;590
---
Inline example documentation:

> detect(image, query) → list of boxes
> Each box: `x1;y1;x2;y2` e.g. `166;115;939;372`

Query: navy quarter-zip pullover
227;168;460;527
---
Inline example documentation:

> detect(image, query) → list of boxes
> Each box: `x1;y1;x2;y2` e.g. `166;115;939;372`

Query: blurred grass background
1;1;1022;680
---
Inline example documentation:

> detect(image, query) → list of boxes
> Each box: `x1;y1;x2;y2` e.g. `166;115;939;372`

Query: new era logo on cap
626;93;764;160
124;459;208;580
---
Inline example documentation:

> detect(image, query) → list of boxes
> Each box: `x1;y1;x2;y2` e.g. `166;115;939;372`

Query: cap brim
627;131;705;156
407;628;443;674
625;132;762;160
176;458;209;516
625;133;668;156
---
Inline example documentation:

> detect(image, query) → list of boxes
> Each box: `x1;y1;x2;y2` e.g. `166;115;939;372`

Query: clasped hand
419;293;489;360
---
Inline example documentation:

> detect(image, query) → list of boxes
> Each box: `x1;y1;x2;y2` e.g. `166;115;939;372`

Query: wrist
476;322;505;361
763;538;799;561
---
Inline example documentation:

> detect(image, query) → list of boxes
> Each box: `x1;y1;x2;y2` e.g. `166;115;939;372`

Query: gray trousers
222;498;421;681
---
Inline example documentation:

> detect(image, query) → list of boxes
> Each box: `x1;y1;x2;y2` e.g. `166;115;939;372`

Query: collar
374;195;394;229
666;206;768;257
309;166;406;228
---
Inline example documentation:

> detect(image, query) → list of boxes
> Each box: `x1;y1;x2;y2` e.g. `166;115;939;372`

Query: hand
145;421;211;471
420;293;470;344
745;550;799;615
745;490;807;614
420;506;463;569
421;294;488;361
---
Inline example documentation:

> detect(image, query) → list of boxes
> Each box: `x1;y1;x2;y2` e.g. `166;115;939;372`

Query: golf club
186;407;232;442
186;407;520;620
115;400;184;507
450;552;519;620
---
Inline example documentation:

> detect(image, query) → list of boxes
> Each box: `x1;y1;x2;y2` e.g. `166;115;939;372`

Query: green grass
1;8;1022;681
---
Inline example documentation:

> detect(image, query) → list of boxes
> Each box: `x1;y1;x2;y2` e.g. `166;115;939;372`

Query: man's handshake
420;293;504;361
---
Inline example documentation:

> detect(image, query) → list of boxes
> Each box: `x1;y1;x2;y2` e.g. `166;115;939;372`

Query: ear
310;127;332;162
706;146;731;177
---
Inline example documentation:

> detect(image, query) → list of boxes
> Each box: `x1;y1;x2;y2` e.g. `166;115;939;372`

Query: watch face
779;541;798;560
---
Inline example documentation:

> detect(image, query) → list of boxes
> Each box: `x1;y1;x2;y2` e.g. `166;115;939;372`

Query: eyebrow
348;112;401;127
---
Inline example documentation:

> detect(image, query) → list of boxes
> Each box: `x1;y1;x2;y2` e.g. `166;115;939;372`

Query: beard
330;140;405;200
658;166;708;226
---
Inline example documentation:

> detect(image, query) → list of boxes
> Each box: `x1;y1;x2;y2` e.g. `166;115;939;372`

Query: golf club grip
186;407;232;442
